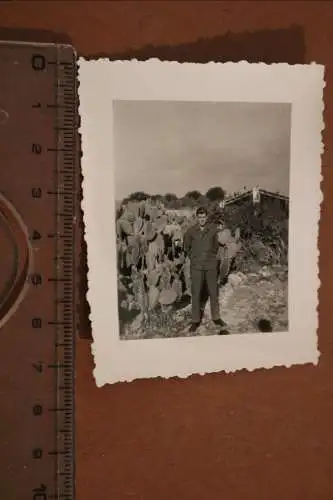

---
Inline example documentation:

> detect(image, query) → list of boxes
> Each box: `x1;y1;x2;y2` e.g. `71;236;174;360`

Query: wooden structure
221;187;289;209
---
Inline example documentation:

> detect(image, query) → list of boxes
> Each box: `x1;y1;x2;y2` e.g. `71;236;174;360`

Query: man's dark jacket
183;223;219;270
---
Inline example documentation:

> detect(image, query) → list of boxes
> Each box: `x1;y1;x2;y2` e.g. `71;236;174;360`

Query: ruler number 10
32;483;47;500
31;54;46;72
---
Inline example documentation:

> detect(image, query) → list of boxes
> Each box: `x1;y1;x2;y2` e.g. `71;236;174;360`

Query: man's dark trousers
191;266;220;323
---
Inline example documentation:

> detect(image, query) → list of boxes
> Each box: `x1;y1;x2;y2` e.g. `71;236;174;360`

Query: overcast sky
113;100;291;200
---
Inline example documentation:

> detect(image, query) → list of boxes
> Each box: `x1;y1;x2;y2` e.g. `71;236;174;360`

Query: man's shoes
189;322;200;333
213;318;229;335
213;318;227;328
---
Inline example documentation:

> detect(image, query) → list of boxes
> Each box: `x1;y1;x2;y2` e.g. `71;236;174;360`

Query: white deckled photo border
78;59;324;387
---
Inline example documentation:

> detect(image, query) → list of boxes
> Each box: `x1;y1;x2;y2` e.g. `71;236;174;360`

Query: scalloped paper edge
78;58;324;387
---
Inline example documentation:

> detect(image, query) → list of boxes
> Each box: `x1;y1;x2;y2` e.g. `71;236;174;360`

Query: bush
206;186;225;202
222;195;288;272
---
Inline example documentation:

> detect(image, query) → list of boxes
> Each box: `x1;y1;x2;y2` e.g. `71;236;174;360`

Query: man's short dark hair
196;207;208;216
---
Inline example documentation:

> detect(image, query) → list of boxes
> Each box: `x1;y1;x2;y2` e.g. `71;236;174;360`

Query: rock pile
121;265;288;339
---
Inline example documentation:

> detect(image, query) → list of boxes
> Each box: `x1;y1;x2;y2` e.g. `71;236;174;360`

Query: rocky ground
120;264;288;340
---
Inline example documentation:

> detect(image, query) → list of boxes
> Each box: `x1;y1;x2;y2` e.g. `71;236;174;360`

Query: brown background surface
1;2;333;499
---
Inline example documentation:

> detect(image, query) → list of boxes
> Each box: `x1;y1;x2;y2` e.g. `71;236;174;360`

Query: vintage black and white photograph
115;100;290;340
79;59;323;385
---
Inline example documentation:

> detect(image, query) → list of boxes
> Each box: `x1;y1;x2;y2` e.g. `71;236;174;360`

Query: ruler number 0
31;54;46;72
33;404;43;416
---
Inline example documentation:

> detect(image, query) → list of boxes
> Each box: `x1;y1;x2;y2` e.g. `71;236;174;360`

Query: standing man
184;206;226;333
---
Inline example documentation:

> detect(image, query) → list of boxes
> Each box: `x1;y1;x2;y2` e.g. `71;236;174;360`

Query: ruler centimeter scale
0;42;76;500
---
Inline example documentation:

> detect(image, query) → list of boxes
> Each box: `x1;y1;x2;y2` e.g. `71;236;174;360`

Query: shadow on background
0;27;72;45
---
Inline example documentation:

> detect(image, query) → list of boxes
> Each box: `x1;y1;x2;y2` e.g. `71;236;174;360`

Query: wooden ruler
0;41;76;500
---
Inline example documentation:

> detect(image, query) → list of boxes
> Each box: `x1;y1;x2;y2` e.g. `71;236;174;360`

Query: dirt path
196;266;288;335
121;265;288;340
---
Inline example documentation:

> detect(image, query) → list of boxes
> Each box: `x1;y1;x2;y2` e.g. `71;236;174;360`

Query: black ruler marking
30;47;76;500
54;49;76;498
